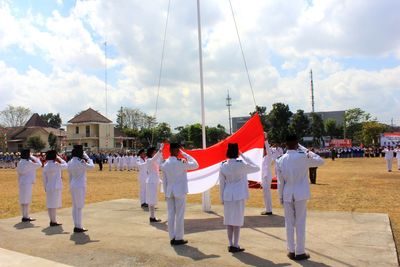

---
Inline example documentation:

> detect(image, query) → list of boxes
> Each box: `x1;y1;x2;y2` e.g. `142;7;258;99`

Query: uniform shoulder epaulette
177;158;182;162
236;159;242;162
298;151;305;154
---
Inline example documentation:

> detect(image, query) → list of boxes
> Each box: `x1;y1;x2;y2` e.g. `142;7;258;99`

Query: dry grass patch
0;158;399;258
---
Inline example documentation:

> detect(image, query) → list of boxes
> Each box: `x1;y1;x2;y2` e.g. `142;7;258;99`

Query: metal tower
310;69;315;113
226;89;232;134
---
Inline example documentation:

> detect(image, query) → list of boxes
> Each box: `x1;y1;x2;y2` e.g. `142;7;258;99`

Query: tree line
0;104;396;151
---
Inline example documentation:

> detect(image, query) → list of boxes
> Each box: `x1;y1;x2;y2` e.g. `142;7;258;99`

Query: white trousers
108;163;112;171
72;207;83;228
21;204;29;218
262;176;273;212
397;158;400;170
48;208;57;222
386;159;393;171
166;195;186;240
139;177;147;204
71;187;85;228
283;200;307;255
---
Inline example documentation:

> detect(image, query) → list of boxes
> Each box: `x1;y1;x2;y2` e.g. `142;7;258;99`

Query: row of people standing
383;146;400;172
16;146;94;233
106;153;138;172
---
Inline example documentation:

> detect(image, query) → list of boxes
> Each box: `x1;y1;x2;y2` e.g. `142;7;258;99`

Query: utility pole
310;69;315;113
226;90;232;134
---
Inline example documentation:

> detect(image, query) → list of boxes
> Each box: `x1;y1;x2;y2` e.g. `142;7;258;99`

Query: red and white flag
162;114;264;194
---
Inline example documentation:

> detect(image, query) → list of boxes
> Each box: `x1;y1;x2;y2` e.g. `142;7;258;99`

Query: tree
0;105;31;127
152;122;172;144
27;136;46;152
40;113;62;128
310;113;325;147
266;103;292;144
289;110;309;140
325;119;337;139
116;106;125;129
361;121;388;146
207;124;228;146
48;132;58;150
345;108;371;142
250;105;270;131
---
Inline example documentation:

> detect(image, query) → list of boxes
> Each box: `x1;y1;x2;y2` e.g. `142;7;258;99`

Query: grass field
1;157;399;259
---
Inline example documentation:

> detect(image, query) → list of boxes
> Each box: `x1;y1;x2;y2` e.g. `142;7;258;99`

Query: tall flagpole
196;0;211;212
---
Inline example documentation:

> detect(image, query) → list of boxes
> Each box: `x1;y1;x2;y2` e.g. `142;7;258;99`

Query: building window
86;126;90;137
84;142;88;147
75;127;79;134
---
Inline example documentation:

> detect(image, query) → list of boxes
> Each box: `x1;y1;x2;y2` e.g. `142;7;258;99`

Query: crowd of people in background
2;145;400;170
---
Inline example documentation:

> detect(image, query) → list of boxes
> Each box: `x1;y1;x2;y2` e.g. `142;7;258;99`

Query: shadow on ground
151;214;285;234
13;222;40;230
70;233;100;245
172;244;220;261
41;226;70;236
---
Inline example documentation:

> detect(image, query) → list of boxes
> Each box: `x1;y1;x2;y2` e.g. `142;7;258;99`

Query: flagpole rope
151;0;172;145
228;0;257;108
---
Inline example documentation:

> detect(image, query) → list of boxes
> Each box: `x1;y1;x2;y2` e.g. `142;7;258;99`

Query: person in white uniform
137;149;148;208
219;143;260;253
128;153;136;171
145;145;163;222
17;149;42;222
107;153;113;171
67;146;94;233
42;150;67;226
114;154;120;171
395;146;400;170
261;132;280;215
118;154;124;171
383;147;394;172
276;134;324;261
161;143;199;246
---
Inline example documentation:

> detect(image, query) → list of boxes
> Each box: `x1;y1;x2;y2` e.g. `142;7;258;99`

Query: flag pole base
202;190;211;212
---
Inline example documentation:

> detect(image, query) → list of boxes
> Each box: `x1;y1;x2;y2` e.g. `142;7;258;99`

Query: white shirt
276;149;324;202
395;149;400;159
161;155;199;198
67;157;94;188
262;141;279;180
43;159;68;191
107;155;113;165
219;155;260;202
137;157;148;179
384;149;394;159
17;157;42;185
146;151;163;183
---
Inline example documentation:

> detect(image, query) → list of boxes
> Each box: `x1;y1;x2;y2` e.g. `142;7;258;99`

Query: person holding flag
261;132;280;216
145;144;164;223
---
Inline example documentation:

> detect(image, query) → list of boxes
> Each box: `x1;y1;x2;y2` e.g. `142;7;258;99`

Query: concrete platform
0;199;398;267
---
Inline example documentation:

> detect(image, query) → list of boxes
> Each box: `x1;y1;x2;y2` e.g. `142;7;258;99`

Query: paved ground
0;199;398;267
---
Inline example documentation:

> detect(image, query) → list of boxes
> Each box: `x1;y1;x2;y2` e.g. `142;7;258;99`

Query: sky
0;0;399;130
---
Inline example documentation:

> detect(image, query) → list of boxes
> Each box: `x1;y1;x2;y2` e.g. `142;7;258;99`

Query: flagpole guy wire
152;0;172;145
228;0;257;108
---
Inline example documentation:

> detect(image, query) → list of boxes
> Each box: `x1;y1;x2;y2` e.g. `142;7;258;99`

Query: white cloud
0;0;399;130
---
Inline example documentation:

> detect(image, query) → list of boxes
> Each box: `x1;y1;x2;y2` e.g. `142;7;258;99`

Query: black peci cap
46;150;57;161
170;143;181;150
226;143;239;159
285;134;298;142
20;149;30;160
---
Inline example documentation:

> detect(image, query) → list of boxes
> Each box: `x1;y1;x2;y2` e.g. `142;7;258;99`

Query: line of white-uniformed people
106;153;138;172
16;146;94;233
16;135;323;261
0;152;19;168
